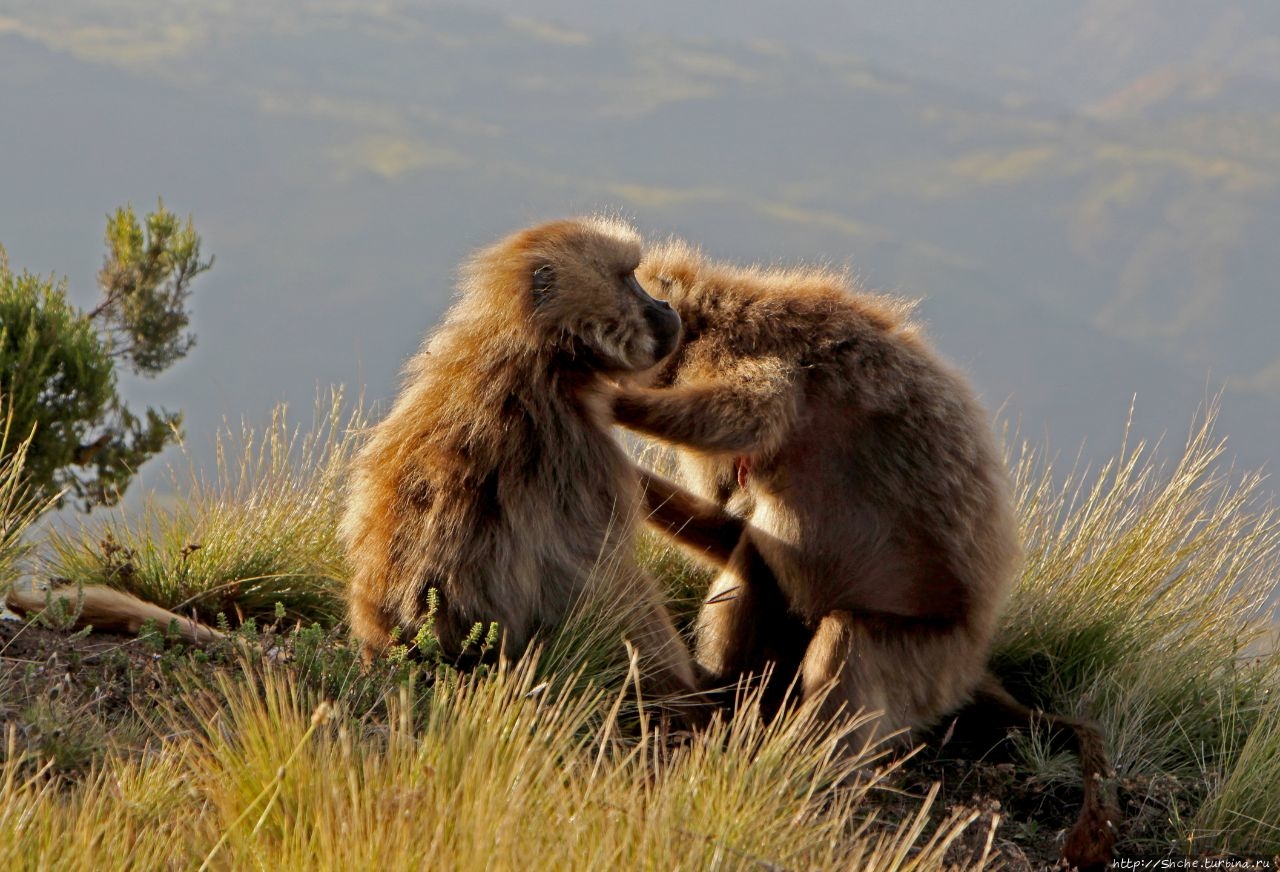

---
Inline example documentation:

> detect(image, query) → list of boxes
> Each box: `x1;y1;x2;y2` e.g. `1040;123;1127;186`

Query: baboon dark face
634;263;713;389
530;226;682;373
581;269;680;372
632;272;682;361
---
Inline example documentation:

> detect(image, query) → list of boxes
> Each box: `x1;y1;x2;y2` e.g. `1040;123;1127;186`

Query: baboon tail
5;584;224;645
973;672;1119;872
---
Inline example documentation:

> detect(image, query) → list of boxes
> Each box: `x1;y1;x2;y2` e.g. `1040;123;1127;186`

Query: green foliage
95;204;208;375
0;201;211;509
0;264;113;506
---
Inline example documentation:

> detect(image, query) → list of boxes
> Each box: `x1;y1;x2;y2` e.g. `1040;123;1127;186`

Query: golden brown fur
340;218;700;700
611;239;1117;869
5;584;224;644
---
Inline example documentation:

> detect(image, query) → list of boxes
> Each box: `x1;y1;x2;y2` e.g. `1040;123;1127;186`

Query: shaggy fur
340;218;700;700
611;239;1117;870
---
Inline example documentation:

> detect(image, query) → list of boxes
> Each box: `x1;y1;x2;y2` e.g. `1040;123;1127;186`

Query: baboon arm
614;360;796;455
638;469;745;566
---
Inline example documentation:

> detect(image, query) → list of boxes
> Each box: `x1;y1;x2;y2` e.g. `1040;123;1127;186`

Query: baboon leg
965;673;1118;872
349;593;396;663
638;469;745;566
695;534;810;718
622;571;705;712
798;611;900;750
799;610;858;719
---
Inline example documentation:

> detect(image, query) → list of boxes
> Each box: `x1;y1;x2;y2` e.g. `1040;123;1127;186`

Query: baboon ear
531;264;555;301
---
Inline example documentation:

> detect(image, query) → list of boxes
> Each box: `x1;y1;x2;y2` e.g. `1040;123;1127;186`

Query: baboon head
634;239;722;387
463;217;682;375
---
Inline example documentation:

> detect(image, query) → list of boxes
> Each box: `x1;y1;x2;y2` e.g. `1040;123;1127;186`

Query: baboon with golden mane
609;239;1117;869
340;218;700;702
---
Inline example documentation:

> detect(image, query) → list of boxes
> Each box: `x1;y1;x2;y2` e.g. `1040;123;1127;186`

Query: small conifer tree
0;201;211;509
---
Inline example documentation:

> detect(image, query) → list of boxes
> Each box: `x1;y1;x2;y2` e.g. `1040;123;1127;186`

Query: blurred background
2;0;1278;497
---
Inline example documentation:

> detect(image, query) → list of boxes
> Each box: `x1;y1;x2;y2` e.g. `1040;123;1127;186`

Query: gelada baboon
340;217;702;703
609;239;1117;869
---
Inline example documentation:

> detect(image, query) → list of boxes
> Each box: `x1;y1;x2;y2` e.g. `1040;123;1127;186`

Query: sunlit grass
7;395;1280;861
41;391;363;626
0;726;200;871
994;409;1280;854
0;407;53;588
1;657;992;871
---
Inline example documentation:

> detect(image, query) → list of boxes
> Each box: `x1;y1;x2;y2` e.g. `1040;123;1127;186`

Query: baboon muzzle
645;298;681;361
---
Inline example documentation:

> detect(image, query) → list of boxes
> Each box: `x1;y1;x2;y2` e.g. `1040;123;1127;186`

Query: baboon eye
531;264;555;299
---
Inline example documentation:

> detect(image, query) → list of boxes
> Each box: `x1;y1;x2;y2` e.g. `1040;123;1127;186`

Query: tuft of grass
41;391;363;627
200;659;994;869
0;726;200;871
0;406;53;587
994;409;1280;854
1189;689;1280;853
635;527;715;631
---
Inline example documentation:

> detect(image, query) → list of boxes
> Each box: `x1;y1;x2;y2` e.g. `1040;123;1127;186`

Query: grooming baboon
610;240;1117;869
340;217;702;703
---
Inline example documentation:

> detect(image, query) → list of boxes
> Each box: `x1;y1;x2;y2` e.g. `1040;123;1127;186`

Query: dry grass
0;409;53;587
7;397;1280;862
1;656;993;871
994;409;1280;854
40;391;362;626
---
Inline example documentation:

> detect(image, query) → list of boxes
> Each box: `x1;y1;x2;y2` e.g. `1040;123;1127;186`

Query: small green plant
381;588;501;677
137;618;165;652
17;584;89;632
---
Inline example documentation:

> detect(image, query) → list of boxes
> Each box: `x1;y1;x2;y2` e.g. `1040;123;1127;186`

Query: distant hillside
464;0;1280;107
0;1;1276;485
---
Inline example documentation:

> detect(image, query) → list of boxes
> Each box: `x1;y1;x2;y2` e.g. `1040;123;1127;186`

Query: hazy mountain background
2;1;1278;500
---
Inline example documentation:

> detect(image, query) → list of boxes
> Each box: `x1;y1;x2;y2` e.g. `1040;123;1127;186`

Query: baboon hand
577;378;621;427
